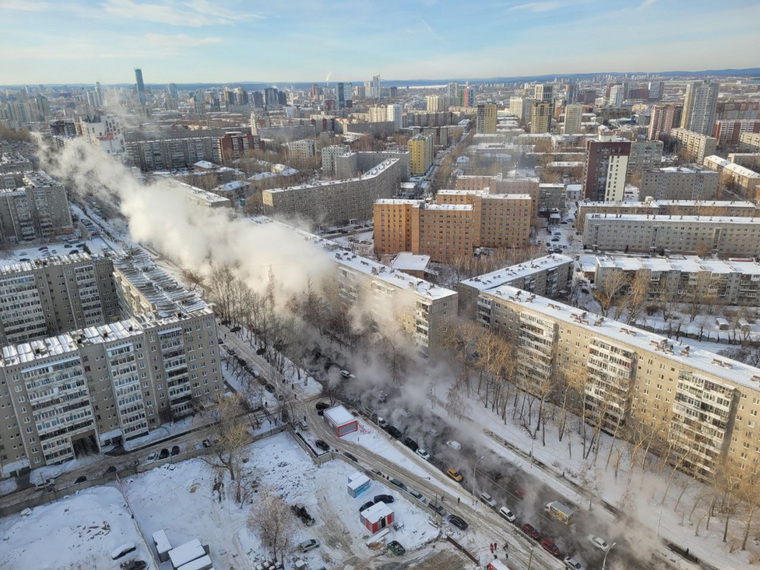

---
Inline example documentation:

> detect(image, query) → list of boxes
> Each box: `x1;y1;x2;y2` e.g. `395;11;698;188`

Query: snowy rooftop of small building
0;252;99;276
484;285;760;390
585;213;760;224
192;160;217;170
324;405;355;426
375;199;418;205
213;180;249;192
265;159;398;194
704;155;760;179
460;254;573;292
594;255;760;276
547;161;584;167
579;199;756;209
361;500;393;522
391;253;430;272
164;179;231;205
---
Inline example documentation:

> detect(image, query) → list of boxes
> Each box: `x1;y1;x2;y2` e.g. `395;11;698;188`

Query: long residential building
374;190;532;263
670;128;717;164
640;166;719;201
0;170;73;244
125;136;220;171
703;155;760;199
455;173;540;216
458;254;572;318
475;285;760;479
741;132;760;151
582;213;760;256
262;157;406;227
594;255;760;306
576;198;758;233
0;250;222;477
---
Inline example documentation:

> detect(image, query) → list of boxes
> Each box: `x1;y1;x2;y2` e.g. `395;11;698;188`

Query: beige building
594;255;760;307
640;166;719;201
408;133;434;176
530;102;551;134
0;170;74;244
164;179;231;208
476;103;498;135
670;128;718;164
476;284;760;479
576;198;758;233
740;132;760;151
563;103;583;135
286;139;317;167
583;213;760;256
703;155;760;199
458;254;572;318
374;190;532;263
262;157;406;226
456;173;540;216
627;140;664;176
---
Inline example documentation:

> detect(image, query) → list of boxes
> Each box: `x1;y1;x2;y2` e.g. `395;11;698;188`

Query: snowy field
122;431;437;569
0;485;154;570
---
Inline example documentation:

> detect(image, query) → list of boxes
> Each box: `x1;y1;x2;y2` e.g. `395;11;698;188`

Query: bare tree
202;394;250;504
593;269;628;317
247;486;297;565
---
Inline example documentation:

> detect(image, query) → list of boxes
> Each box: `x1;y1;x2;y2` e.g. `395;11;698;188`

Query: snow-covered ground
0;485;154;570
121;431;437;569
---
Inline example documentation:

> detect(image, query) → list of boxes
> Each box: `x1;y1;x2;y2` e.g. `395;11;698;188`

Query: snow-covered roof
324;405;355;427
484;285;760;390
391;253;430;273
361;500;393;523
347;472;370;490
192;160;217;170
704;155;760;179
586;213;760;225
460;254;573;292
595;255;760;276
213;180;249;193
265;158;398;195
168;539;205;568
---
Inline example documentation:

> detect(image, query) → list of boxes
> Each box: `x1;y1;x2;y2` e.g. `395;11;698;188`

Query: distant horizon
2;66;760;90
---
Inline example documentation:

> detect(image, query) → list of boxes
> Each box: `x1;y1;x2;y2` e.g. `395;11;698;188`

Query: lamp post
472;455;484;505
602;542;617;570
527;546;535;570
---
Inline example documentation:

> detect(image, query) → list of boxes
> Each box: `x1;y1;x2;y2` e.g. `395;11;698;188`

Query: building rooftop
485;285;760;390
579;199;756;209
595;254;760;276
704;155;760;179
391;253;431;273
461;254;573;292
265;158;399;195
586;213;760;224
163;179;231;206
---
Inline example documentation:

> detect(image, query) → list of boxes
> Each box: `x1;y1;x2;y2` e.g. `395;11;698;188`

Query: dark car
122;562;147;570
158;448;169;460
315;402;330;411
202;439;211;448
229;325;241;333
256;348;266;355
386;425;402;439
521;523;541;541
389;478;407;491
170;445;180;456
447;515;468;530
428;501;447;517
402;437;418;452
541;538;561;557
359;500;375;512
387;540;406;556
343;451;358;462
315;440;330;452
104;465;117;475
264;384;276;393
75;475;87;484
374;494;394;504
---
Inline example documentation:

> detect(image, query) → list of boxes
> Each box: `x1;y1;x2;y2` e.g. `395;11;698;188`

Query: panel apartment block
640;166;719;201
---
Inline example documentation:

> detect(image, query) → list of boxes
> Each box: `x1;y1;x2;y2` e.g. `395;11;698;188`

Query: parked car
158;448;169;460
315;440;330;452
147;451;158;461
122;561;147;570
564;557;585;570
402;437;418;452
390;478;407;491
514;487;527;500
408;489;426;504
315;402;330;412
359;500;374;512
75;475;87;484
521;523;541;540
343;451;358;462
340;370;355;378
374;494;394;504
377;417;389;429
416;448;431;461
446;440;461;450
264;384;275;393
299;420;308;430
447;514;468;530
202;439;211;448
386;425;402;439
446;468;463;482
298;539;320;552
587;535;610;551
498;506;516;523
428;501;447;517
104;465;117;475
387;540;406;556
479;492;498;509
541;538;562;557
34;478;55;490
170;445;180;456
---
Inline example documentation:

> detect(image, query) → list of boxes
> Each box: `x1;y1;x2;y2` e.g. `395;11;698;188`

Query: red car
521;523;541;540
541;538;561;557
514;487;527;500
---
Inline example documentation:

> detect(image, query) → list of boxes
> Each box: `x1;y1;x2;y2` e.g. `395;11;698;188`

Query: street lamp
472;455;484;505
527;546;535;570
602;542;617;570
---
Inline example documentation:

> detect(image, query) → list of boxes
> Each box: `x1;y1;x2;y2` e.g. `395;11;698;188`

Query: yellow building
476;103;497;134
530;102;550;134
408;133;434;176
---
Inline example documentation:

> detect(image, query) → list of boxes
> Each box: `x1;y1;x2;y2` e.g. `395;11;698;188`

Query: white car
564;557;585;570
479;492;498;509
498;506;516;523
446;440;461;450
408;489;427;504
416;448;431;461
587;534;610;551
299;538;320;552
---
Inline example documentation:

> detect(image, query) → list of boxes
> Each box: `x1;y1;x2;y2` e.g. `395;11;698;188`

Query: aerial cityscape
2;1;760;570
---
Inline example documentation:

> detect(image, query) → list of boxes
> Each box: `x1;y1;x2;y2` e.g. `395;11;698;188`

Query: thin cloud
144;33;223;47
102;0;262;27
0;0;50;10
640;0;658;6
508;1;562;12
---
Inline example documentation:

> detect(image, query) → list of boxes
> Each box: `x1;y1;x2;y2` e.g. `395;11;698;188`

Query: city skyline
0;0;759;85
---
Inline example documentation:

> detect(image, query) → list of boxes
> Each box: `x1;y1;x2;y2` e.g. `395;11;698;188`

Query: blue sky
0;0;758;85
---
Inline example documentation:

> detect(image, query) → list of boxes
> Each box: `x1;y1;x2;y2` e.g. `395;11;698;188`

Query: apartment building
125;137;219;171
408;133;434;176
456;173;540;216
263;158;406;226
458;254;572;318
640;166;719;201
594;255;760;307
680;80;719;136
0;250;222;476
0;152;34;175
0;170;74;244
476;103;497;135
627;140;664;177
0;254;120;346
703;155;760;199
670;128;718;164
530;102;551;134
538;184;565;211
216;131;262;162
740;132;760;151
713;120;760;147
163;179;231;208
728;153;760;170
583;213;760;256
374;191;532;263
509;97;534;125
648;104;683;141
321;145;350;174
563;103;583;135
286;139;317;167
582;140;631;201
78;115;125;156
576;198;757;233
475;285;760;478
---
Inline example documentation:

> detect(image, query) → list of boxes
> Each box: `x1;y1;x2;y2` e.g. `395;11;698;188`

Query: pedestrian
504;542;508;550
489;544;494;554
457;497;460;504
